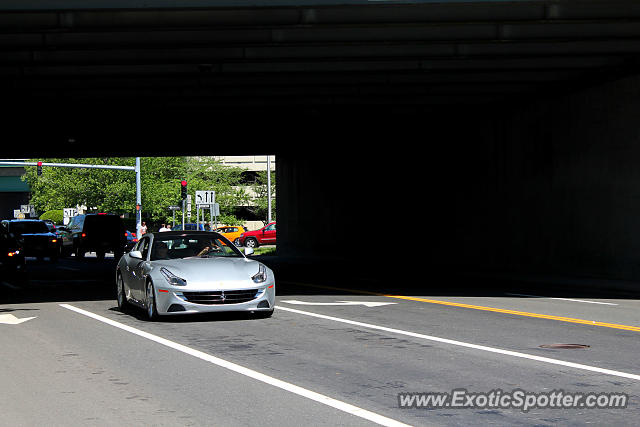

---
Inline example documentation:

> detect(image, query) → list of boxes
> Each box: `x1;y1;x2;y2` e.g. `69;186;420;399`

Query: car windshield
9;221;49;234
150;233;243;261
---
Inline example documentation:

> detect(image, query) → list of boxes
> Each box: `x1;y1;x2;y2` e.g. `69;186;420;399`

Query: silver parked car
116;231;275;320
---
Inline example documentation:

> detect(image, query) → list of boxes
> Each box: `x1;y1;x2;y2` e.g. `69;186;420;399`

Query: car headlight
160;267;187;286
252;264;267;283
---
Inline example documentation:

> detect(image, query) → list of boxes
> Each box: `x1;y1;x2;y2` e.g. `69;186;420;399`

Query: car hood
151;257;265;289
20;233;56;238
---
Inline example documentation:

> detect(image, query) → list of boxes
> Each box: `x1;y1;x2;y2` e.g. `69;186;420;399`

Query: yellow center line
282;281;640;333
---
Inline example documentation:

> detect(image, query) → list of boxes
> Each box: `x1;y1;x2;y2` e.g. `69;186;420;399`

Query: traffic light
37;161;42;176
180;180;187;200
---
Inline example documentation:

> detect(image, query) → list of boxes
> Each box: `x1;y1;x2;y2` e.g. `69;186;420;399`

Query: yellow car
214;226;246;245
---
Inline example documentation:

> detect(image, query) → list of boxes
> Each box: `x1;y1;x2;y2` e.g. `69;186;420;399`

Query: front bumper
154;281;276;315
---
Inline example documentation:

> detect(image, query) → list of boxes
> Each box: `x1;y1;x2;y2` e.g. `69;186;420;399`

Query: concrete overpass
3;0;640;285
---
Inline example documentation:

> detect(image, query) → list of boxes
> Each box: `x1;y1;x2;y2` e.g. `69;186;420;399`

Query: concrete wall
485;75;640;280
277;75;640;281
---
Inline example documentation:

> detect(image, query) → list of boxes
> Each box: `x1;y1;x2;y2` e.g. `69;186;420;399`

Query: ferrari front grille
181;289;259;305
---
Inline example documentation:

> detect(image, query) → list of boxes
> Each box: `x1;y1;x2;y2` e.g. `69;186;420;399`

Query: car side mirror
244;247;254;256
129;250;143;259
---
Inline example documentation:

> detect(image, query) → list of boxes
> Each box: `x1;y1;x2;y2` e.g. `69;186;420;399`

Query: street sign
212;203;220;216
168;205;181;210
195;190;215;206
20;204;33;214
63;208;77;225
13;209;21;218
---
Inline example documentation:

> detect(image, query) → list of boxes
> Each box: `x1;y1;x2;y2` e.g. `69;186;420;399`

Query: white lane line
57;266;80;271
59;304;408;427
505;293;618;306
276;306;640;382
0;281;20;290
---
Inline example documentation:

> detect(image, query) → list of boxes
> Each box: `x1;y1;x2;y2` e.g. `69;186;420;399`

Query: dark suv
1;219;59;261
67;213;127;260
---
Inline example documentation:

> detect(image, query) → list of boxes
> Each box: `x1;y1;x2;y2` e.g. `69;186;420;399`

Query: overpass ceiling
2;0;640;156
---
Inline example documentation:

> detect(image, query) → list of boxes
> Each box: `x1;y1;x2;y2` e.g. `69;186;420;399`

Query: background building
0;161;30;219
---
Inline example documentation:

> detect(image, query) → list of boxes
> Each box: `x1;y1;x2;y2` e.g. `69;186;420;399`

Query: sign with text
63;208;77;225
195;190;215;206
63;208;77;218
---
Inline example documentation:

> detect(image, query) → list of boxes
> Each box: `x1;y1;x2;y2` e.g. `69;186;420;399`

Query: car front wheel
146;280;159;321
116;273;130;310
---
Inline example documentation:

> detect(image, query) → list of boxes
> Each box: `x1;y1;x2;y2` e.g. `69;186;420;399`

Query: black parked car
43;220;65;254
0;223;25;271
66;213;127;260
1;219;59;261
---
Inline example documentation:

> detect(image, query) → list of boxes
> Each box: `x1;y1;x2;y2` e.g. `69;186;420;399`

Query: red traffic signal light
37;161;43;176
180;180;187;199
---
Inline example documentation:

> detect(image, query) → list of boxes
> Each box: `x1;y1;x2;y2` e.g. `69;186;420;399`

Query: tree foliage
249;170;277;224
23;157;251;225
39;209;64;224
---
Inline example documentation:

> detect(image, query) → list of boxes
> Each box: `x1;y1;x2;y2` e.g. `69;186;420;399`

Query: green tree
23;157;249;225
249;170;276;224
23;157;137;214
39;209;64;224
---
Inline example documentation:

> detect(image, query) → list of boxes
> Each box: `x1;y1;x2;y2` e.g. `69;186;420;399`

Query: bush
40;209;64;224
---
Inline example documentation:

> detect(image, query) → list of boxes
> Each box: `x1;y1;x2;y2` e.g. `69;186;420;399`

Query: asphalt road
2;255;640;425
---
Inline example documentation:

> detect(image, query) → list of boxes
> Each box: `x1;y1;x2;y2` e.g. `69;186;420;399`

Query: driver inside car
153;241;171;260
196;239;221;257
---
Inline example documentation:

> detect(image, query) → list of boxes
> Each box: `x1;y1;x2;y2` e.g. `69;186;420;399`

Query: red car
237;222;276;248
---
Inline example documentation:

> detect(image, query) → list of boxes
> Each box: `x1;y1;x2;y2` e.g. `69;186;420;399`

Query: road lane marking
281;300;396;307
57;266;81;271
0;281;20;290
505;293;618;306
282;282;640;333
59;304;408;427
276;305;640;382
0;313;36;325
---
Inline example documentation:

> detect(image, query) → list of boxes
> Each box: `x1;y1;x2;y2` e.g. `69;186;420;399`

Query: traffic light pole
0;159;142;238
135;157;142;238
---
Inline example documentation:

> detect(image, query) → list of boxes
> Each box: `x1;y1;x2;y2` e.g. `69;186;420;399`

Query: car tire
254;309;274;318
75;246;85;258
245;237;258;248
50;252;58;262
146;280;159;321
96;251;105;260
116;272;130;311
114;250;123;260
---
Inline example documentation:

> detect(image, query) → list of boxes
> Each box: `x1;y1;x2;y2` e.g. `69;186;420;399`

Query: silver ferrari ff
116;231;275;320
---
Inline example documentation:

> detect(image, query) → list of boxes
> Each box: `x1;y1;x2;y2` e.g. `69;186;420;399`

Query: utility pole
135;157;142;238
267;155;272;223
